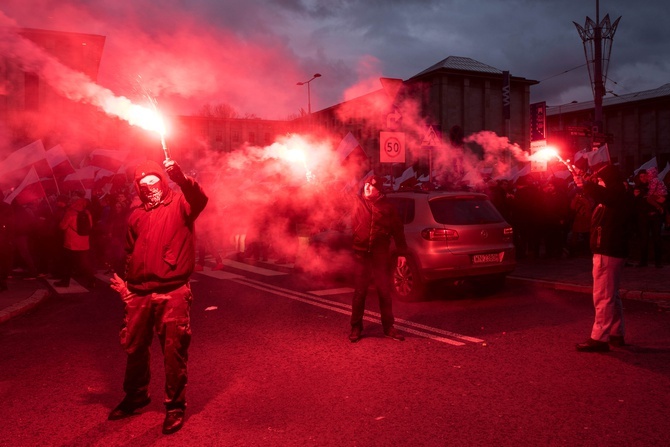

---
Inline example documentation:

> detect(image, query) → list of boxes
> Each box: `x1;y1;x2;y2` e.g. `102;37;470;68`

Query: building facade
305;56;538;176
546;84;670;175
0;28;106;151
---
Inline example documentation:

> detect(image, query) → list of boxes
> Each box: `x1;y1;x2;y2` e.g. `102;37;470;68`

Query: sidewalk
2;256;670;324
0;278;51;324
508;256;670;303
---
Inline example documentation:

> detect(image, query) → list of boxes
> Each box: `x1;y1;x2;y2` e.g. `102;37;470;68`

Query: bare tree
198;103;238;119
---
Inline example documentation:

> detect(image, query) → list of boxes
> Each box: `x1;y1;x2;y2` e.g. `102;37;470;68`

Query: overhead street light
296;73;322;115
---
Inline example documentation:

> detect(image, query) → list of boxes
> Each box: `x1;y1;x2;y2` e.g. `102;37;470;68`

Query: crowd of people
0;185;133;291
483;166;669;267
1;162;669;293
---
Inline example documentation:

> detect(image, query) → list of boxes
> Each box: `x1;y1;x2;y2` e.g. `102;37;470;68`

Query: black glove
164;159;187;185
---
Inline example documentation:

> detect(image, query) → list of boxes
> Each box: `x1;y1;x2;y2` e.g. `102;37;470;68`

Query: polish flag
634;156;657;175
45;145;76;179
93;166;118;189
586;144;611;168
336;132;364;162
3;167;47;205
0;140;49;190
394;166;417;190
62;166;99;192
87;149;129;172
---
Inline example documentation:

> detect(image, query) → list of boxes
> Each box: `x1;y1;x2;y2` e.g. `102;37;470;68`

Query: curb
0;289;51;324
508;276;670;302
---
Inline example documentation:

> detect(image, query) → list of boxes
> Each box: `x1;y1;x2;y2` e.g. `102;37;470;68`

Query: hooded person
573;163;634;352
108;158;208;435
348;174;408;342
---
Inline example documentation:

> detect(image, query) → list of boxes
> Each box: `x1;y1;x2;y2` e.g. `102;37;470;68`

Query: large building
305;56;538;175
546;84;670;175
0;28;106;151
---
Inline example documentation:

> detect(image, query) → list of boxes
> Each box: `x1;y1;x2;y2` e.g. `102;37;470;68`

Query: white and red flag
336;132;364;162
586;144;611;168
45;145;76;179
3;167;47;205
62;166;99;192
0;140;49;190
87;149;129;172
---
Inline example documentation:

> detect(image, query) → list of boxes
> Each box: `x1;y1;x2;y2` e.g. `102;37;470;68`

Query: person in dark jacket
574;163;632;352
108;158;208;435
349;175;408;342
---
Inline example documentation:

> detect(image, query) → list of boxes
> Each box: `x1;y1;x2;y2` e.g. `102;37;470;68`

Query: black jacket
351;193;407;254
583;165;632;258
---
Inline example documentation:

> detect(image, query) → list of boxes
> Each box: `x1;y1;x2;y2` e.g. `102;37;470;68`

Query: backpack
76;210;91;236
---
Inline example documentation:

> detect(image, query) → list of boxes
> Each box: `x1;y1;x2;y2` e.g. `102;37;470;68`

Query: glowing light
266;134;319;183
531;146;576;174
532;147;559;162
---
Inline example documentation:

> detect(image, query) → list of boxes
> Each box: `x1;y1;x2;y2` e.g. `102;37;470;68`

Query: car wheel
390;255;425;302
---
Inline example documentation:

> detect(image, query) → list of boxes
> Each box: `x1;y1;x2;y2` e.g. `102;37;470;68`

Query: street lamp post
297;73;322;115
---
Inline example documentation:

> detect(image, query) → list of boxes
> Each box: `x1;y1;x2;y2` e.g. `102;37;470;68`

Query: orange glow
532;146;559;162
126;104;167;136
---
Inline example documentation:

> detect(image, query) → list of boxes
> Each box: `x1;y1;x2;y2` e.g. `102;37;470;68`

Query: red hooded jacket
124;160;208;294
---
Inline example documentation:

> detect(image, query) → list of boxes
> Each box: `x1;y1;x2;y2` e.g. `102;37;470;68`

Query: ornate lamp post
574;0;621;141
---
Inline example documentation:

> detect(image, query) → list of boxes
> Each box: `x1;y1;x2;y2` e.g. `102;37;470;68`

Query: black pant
638;213;663;265
350;250;395;331
60;248;95;285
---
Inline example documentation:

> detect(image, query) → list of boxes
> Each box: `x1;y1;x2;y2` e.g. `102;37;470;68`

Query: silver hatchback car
386;190;516;301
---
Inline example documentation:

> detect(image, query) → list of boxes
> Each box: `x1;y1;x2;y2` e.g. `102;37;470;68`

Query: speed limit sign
379;132;405;163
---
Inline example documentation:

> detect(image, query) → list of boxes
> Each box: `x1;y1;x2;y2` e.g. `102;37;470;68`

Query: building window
232;131;240;143
249;132;256;144
265;132;272;144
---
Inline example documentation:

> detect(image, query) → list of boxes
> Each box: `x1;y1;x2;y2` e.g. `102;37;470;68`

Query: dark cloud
1;0;668;117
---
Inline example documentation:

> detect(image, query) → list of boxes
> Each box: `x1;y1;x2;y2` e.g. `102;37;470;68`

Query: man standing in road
349;174;408;342
573;163;632;352
108;158;208;434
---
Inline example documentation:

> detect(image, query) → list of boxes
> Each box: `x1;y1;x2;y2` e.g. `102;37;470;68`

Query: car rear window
429;197;504;225
387;198;415;224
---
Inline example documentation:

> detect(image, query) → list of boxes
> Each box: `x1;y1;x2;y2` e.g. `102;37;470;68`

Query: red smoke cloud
1;1;310;119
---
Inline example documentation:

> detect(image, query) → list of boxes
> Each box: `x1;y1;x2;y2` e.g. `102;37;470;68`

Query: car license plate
472;253;502;264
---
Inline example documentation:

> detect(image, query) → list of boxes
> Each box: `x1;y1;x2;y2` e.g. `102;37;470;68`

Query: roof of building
409;55;537;85
411;56;504;78
547;83;670;115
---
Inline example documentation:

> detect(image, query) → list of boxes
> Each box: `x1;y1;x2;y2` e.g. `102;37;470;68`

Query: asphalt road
2;262;670;446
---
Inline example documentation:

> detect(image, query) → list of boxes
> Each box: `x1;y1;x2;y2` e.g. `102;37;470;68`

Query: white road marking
217;259;287;276
47;278;88;294
196;268;244;280
308;287;355;296
93;263;483;346
233;277;481;346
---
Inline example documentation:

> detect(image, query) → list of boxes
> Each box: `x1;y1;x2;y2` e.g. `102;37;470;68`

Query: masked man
108;158;208;434
349;175;408;342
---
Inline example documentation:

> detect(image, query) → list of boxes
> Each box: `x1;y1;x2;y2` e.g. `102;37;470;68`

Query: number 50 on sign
379;132;406;163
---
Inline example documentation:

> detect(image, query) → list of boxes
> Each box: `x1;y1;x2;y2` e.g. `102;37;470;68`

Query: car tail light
421;228;459;241
503;226;513;240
